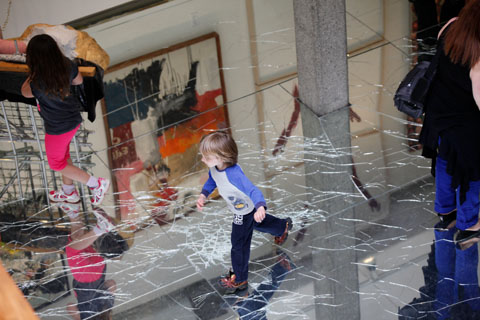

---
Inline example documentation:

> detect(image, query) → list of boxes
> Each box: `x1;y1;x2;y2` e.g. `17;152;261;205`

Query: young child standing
196;131;292;293
21;34;109;205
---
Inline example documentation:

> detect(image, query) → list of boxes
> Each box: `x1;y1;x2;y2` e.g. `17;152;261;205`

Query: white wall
0;0;132;38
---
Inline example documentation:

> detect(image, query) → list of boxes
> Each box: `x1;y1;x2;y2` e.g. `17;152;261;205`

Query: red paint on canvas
111;122;139;168
158;89;225;157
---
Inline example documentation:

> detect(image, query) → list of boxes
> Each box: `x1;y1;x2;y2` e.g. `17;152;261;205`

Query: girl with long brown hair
21;34;109;206
419;0;480;246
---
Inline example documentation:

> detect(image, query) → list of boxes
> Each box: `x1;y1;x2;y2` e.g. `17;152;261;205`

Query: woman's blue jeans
435;156;480;230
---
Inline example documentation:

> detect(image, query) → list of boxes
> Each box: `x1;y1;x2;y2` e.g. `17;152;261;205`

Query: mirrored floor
2;1;479;319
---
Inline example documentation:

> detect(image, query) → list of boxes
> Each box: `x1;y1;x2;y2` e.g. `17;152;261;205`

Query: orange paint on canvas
159;89;226;158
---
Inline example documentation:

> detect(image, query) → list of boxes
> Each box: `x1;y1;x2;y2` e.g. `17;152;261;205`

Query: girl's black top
419;24;480;203
30;59;83;135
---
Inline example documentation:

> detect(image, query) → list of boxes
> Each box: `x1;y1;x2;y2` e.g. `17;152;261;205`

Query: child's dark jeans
231;209;287;282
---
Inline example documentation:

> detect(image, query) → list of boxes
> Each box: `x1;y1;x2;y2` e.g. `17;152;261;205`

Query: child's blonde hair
199;131;238;166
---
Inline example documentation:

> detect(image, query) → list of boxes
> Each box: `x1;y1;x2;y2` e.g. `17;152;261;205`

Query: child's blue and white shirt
201;164;266;215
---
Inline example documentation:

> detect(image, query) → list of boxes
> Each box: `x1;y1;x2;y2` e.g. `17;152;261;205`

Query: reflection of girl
419;1;480;244
20;34;109;205
61;203;116;320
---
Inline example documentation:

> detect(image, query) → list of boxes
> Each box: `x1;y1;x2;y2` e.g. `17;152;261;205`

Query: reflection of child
61;203;116;320
20;34;109;206
234;249;295;318
196;131;292;294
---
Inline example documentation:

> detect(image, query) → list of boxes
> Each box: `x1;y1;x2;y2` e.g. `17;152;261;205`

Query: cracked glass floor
2;3;479;320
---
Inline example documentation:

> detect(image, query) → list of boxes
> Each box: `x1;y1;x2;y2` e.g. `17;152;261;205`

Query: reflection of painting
102;33;228;220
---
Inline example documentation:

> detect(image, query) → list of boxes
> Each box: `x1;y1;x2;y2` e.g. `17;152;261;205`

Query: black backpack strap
425;19;455;81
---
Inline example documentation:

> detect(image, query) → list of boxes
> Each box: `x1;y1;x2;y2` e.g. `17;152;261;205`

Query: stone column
293;0;349;116
293;1;360;319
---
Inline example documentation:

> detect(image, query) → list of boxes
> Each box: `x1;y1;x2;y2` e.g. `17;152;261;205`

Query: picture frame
102;32;229;220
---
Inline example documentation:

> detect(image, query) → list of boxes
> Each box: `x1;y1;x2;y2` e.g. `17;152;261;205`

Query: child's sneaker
89;178;110;206
49;189;80;203
220;270;248;294
274;217;293;245
58;202;81;219
93;208;115;234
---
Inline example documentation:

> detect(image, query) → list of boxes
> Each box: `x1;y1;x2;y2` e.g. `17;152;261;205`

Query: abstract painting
102;33;228;220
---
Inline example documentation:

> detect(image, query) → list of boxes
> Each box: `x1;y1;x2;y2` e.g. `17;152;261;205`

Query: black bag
394;47;441;118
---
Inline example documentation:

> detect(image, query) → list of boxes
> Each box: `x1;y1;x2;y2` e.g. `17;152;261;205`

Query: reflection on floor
32;101;479;318
2;2;480;320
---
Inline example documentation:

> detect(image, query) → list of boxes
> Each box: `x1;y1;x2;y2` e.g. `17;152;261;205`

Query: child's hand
254;206;266;223
197;194;207;211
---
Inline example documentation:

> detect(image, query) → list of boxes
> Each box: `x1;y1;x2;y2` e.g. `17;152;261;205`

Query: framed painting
102;32;229;220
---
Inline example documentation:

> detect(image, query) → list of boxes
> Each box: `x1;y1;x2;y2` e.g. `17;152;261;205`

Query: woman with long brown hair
21;34;109;206
419;0;480;246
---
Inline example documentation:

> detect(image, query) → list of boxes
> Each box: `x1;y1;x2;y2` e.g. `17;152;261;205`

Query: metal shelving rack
0;100;95;221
